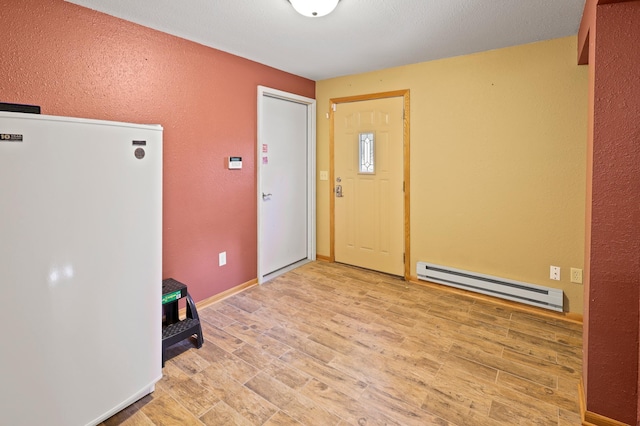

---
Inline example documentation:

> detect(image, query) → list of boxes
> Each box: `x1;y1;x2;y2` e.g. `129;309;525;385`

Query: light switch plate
570;268;583;284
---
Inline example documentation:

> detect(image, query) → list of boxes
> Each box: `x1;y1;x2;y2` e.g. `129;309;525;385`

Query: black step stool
162;278;204;366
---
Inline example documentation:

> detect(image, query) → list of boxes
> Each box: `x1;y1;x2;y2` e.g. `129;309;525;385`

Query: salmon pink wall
580;1;640;423
0;0;315;302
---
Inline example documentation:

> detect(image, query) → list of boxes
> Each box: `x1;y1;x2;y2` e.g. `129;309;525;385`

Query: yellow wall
316;36;588;314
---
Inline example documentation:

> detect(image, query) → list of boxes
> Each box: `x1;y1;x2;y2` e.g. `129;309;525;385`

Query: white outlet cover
219;252;226;266
550;265;560;280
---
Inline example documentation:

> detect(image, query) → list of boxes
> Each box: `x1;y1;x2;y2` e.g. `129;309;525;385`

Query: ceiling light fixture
289;0;340;17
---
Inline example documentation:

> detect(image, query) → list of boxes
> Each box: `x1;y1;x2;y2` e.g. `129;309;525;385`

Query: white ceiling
65;0;586;81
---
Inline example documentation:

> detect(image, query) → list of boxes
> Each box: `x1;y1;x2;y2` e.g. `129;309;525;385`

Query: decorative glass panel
359;132;375;173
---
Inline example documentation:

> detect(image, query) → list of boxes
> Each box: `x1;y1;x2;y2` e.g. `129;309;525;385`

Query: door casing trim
257;86;317;284
329;90;411;280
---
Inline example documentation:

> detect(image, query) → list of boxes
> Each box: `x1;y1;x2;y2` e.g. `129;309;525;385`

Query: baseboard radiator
416;262;563;312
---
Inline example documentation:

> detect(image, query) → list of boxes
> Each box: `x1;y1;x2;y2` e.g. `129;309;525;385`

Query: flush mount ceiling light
289;0;340;17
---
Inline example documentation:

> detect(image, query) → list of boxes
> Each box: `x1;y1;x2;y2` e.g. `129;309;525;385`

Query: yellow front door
334;96;404;276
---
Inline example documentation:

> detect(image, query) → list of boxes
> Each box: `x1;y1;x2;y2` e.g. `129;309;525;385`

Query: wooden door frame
257;86;317;284
329;90;411;280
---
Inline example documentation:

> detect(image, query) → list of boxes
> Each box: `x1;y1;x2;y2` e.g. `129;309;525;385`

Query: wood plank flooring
101;261;583;425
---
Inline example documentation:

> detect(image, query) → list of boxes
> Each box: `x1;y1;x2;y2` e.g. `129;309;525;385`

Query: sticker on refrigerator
0;133;23;142
262;156;268;165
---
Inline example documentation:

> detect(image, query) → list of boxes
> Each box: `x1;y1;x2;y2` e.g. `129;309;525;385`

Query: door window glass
359;132;375;173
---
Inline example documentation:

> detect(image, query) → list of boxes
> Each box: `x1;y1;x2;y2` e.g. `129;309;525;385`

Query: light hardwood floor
102;261;583;425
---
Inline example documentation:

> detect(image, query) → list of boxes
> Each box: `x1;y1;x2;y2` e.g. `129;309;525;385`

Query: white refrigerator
0;111;163;425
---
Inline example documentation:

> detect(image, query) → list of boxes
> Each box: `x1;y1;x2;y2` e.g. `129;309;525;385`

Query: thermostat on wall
228;156;242;169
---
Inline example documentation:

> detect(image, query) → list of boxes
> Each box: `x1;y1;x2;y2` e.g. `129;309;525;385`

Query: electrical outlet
219;251;226;266
570;268;583;284
550;265;560;281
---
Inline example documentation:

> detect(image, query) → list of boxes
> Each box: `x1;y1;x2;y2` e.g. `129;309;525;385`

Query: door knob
335;185;343;197
262;192;272;199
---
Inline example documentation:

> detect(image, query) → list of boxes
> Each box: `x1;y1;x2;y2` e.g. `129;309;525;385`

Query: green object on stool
161;278;204;367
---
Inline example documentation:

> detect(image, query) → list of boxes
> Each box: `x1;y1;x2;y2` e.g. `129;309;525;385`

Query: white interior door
258;87;316;282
